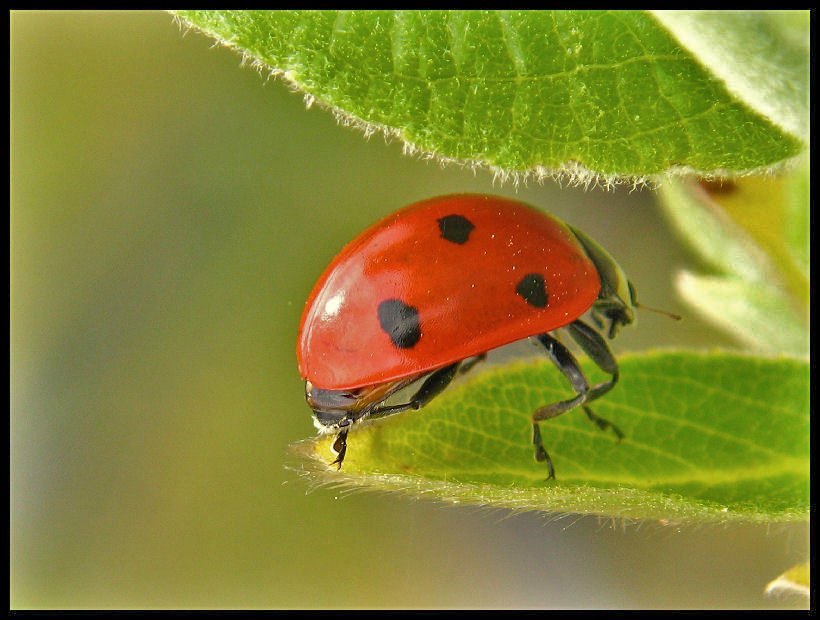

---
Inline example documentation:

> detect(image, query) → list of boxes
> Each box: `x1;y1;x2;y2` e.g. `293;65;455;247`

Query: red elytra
297;194;601;391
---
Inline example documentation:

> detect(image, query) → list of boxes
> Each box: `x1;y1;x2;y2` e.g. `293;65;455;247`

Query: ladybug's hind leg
565;320;623;441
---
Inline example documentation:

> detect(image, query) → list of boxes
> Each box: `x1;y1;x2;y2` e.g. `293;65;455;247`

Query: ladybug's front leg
368;362;461;420
330;428;349;469
330;364;461;470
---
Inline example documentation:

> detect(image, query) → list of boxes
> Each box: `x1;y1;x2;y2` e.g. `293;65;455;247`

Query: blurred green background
11;11;808;609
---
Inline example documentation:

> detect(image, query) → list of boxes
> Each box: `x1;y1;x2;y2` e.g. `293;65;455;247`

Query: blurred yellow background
11;11;807;609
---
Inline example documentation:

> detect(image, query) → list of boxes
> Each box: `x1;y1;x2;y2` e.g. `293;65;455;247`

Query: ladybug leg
328;365;460;469
531;423;555;480
368;362;461;421
459;352;487;375
329;428;349;469
589;307;605;331
565;320;624;440
581;407;623;440
533;333;591;419
531;332;591;479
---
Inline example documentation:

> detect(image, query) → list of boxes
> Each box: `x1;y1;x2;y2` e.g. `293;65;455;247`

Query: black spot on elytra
437;214;475;244
516;273;548;308
377;298;421;348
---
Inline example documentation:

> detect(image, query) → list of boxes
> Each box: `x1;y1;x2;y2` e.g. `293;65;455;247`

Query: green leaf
651;10;809;140
172;10;805;181
704;167;809;311
657;169;809;357
657;180;778;283
765;562;810;600
297;352;808;523
676;274;808;356
784;158;810;276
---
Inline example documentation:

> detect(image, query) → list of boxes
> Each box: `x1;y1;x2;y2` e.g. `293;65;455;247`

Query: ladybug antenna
628;282;681;321
634;301;681;321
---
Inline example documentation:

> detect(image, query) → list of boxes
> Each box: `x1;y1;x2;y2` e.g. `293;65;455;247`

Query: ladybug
297;194;675;478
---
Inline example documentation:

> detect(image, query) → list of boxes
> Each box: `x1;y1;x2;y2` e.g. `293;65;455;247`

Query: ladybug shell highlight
297;194;600;391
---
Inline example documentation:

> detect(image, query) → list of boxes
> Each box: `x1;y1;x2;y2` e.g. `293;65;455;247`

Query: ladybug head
305;377;418;431
592;280;680;339
609;280;639;336
591;294;636;339
305;382;361;431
